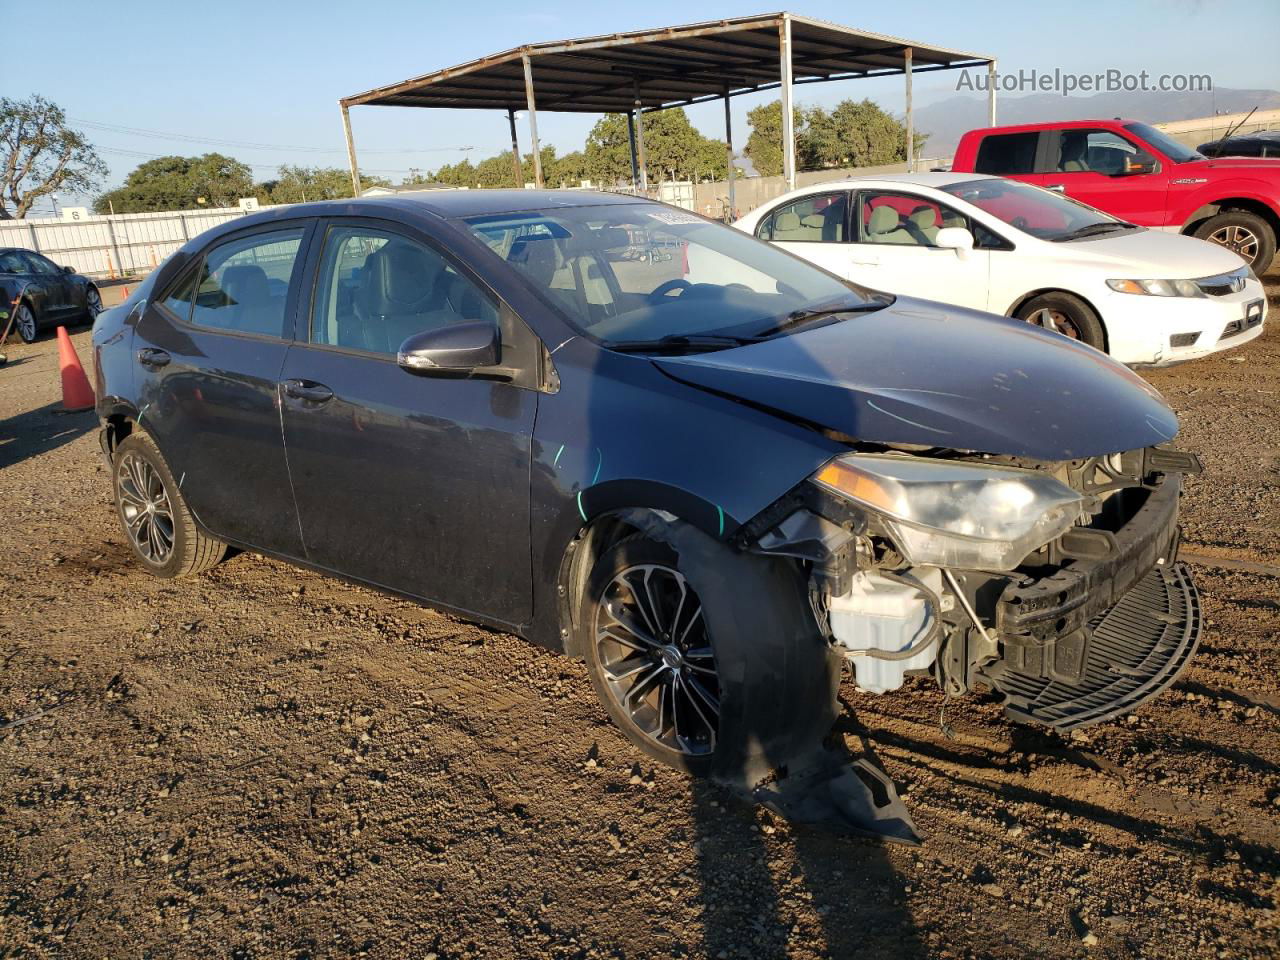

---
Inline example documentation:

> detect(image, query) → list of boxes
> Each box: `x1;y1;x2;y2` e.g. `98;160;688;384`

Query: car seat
1060;134;1089;172
907;206;941;244
351;240;449;353
220;265;276;335
866;205;914;244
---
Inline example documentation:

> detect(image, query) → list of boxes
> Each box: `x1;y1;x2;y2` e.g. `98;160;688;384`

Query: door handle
136;348;170;368
282;379;334;403
1046;183;1066;193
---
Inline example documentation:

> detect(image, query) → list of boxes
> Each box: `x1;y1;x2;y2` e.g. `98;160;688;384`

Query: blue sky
8;0;1280;210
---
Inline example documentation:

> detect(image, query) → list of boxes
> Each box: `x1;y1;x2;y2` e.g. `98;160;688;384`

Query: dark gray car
91;191;1203;840
0;248;102;342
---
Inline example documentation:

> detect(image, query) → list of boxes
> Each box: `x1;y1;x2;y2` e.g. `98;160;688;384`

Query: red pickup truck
953;119;1280;273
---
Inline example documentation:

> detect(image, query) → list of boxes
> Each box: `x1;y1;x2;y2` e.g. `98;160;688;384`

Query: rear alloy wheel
1016;292;1106;351
84;286;103;321
1192;210;1276;274
14;303;38;343
112;432;227;578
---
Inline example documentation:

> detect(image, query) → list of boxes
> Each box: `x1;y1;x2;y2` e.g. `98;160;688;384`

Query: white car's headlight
814;455;1085;571
1106;278;1204;297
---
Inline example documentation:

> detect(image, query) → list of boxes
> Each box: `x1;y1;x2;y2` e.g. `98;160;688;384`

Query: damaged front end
735;444;1203;732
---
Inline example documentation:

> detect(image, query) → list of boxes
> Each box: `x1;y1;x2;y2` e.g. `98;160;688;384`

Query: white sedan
734;173;1267;365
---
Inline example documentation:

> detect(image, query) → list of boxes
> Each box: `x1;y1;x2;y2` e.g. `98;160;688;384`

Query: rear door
18;252;72;319
132;221;315;556
848;190;991;309
753;191;854;278
1041;128;1169;225
279;218;537;624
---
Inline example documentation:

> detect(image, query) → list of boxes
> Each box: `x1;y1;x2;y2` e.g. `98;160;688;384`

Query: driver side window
1056;130;1138;175
311;225;499;356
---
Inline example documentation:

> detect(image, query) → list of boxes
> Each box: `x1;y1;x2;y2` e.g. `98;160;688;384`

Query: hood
653;299;1178;461
1187;155;1280;174
1055;227;1249;277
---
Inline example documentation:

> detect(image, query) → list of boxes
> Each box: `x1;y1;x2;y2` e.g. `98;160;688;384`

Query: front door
1042;128;1169;226
132;222;314;556
279;220;536;624
849;190;992;310
19;252;72;320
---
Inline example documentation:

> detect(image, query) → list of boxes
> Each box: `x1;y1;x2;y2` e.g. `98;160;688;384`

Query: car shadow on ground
689;737;927;959
0;402;95;472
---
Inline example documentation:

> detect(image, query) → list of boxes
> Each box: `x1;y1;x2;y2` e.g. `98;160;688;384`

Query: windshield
940;178;1132;242
1124;122;1204;164
461;203;886;348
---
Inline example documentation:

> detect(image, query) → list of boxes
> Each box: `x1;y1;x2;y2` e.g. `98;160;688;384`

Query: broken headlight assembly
813;454;1085;571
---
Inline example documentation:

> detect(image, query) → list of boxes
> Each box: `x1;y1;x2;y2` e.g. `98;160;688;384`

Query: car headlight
1106;278;1204;297
814;455;1085;571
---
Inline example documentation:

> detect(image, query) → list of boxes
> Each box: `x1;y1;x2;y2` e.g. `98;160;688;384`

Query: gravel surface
1;273;1277;959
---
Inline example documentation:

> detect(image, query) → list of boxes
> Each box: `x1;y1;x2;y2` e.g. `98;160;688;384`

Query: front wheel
582;521;840;781
112;432;227;578
1016;291;1106;351
84;286;103;321
1192;210;1276;274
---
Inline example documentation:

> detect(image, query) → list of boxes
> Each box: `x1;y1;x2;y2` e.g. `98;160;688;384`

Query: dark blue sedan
1;247;102;342
92;190;1202;835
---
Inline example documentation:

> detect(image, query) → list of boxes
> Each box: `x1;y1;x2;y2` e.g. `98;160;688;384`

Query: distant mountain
913;87;1280;156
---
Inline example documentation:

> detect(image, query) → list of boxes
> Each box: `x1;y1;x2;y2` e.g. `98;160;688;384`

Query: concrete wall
1153;108;1280;150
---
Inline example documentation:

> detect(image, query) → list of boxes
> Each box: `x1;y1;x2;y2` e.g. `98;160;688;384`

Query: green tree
586;109;727;185
258;165;389;204
1;94;107;219
95;153;255;213
745;98;923;176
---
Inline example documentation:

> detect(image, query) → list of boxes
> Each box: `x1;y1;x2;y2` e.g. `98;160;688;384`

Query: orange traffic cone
57;326;95;412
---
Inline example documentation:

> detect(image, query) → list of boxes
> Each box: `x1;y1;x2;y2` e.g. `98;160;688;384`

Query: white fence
0;205;269;279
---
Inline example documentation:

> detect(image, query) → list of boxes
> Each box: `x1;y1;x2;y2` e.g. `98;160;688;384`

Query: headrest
909;206;938;228
221;264;269;305
868;206;900;234
775;211;801;231
591;225;630;250
801;214;826;228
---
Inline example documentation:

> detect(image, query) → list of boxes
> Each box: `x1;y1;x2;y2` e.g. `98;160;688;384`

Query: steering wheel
648;278;691;303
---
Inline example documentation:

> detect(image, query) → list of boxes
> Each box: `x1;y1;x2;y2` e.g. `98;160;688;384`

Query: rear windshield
461;203;886;346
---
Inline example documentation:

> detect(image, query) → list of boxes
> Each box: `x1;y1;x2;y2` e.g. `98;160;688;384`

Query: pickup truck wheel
1016;292;1105;351
582;522;839;781
1192;211;1276;273
112;432;227;578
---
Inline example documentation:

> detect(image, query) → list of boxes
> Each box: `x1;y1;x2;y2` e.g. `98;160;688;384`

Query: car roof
778;171;999;192
964;119;1141;135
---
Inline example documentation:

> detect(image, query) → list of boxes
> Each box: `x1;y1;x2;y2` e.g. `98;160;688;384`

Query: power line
72;117;472;155
96;145;440;176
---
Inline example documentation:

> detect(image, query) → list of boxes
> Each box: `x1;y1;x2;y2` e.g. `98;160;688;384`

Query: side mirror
935;227;975;259
1121;152;1158;176
397;321;500;375
62;265;75;274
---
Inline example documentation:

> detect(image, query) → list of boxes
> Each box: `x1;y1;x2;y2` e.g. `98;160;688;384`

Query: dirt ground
1;272;1277;960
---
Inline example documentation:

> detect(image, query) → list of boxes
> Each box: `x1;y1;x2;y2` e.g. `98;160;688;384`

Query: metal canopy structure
339;12;997;204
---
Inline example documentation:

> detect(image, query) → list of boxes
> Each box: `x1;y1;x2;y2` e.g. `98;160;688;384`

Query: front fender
1172;181;1280;228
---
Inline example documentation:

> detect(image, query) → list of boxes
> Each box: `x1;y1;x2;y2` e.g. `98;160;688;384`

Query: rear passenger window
758;193;847;243
187;228;305;337
974;132;1041;175
310;225;499;356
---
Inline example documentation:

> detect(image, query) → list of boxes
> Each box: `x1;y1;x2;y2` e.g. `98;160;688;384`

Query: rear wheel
14;302;38;343
1016;292;1106;351
112;432;227;578
1192;210;1276;274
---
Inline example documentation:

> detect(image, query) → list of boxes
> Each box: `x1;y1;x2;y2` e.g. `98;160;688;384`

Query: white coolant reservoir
828;568;943;694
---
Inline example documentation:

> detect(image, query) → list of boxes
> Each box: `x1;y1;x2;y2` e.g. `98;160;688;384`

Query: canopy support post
341;104;361;196
988;60;998;125
723;86;735;219
627;111;640;190
779;15;796;192
522;54;544;188
633;78;648;193
507;108;523;187
904;47;914;172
